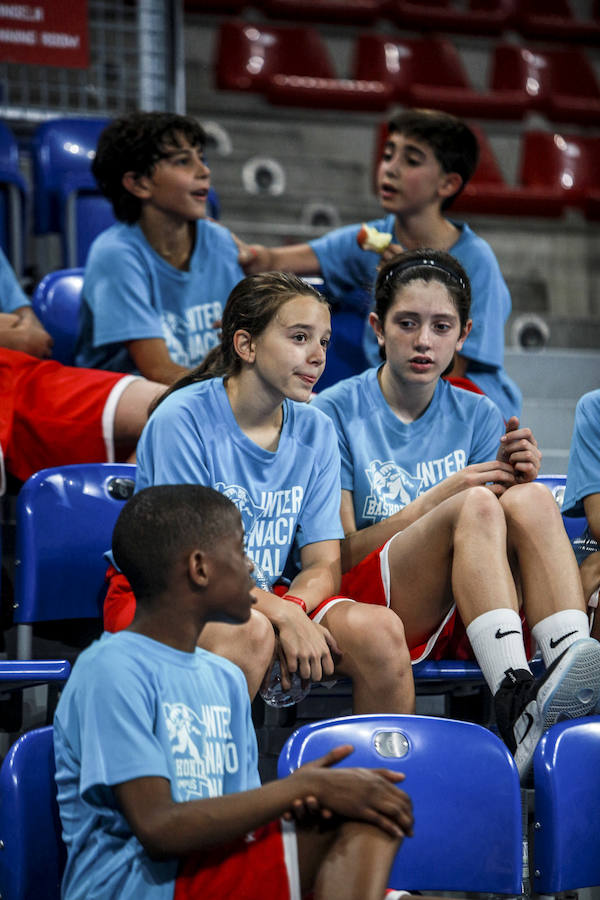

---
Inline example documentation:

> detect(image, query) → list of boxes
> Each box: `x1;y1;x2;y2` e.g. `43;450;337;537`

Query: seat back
215;21;335;93
355;35;470;98
278;714;522;894
14;463;136;631
0;726;65;900
263;0;384;23
31;118;115;267
31;268;83;365
491;46;600;110
0;120;27;275
520;131;600;205
31;117;110;234
533;717;600;894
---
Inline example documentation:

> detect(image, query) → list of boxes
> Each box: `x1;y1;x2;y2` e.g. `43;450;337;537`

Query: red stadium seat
389;0;516;34
184;0;247;9
263;0;385;25
490;45;600;126
215;21;393;110
355;35;527;120
450;126;510;215
519;131;600;219
516;0;600;43
455;131;591;218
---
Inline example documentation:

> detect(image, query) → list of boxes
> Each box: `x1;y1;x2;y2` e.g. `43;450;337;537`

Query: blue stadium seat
278;713;522;894
0;120;27;276
0;659;70;691
31;118;114;268
0;726;65;900
14;463;136;659
533;716;600;894
31;268;83;365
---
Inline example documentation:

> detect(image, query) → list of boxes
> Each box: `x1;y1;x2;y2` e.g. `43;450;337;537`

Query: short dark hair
387;109;479;209
112;485;238;603
374;248;471;365
92;112;207;223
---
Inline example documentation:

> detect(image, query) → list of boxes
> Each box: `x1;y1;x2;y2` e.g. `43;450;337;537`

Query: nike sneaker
494;637;600;782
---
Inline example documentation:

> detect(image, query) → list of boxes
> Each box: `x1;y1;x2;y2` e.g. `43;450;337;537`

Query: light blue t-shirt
310;216;522;421
54;631;259;900
312;367;503;532
136;378;344;585
563;389;600;518
0;246;29;312
76;219;244;372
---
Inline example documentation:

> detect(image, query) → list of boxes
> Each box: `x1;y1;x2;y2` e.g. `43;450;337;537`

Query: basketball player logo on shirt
161;311;189;365
163;702;212;799
214;483;271;589
363;459;423;521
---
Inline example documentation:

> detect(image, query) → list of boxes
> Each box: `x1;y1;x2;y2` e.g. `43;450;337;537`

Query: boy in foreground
53;485;414;900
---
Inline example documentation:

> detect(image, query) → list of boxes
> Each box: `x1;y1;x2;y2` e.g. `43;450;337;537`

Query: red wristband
282;594;307;614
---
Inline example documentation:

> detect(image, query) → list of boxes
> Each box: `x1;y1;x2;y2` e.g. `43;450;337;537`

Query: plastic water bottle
259;659;311;708
252;565;311;707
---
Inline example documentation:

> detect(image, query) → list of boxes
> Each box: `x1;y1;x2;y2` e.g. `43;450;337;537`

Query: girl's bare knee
245;608;276;666
458;484;505;530
337;604;410;670
500;481;557;525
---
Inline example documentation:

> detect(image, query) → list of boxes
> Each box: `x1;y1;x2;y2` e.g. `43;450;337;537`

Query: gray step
505;349;600;400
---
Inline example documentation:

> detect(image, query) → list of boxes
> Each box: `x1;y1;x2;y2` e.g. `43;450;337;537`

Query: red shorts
339;540;532;663
174;819;299;900
0;348;136;488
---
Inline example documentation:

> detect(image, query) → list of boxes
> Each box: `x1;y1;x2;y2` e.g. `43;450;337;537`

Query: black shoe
494;637;600;782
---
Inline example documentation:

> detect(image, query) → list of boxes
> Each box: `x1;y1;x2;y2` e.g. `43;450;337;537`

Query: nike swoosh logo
517;711;534;745
495;628;520;639
549;630;578;649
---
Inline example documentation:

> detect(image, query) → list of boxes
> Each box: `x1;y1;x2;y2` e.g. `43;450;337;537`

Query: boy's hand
231;231;267;273
378;241;405;266
497;416;541;483
0;309;54;358
288;745;413;839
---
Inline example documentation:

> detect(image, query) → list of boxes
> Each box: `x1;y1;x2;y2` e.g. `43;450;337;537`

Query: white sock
466;608;530;694
531;609;590;667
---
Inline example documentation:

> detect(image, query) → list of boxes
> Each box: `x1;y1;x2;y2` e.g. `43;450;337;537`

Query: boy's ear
438;171;463;202
122;171;152;199
188;549;209;588
369;311;385;347
233;329;255;363
456;318;473;352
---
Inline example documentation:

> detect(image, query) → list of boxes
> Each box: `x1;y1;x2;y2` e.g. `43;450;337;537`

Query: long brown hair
152;271;329;413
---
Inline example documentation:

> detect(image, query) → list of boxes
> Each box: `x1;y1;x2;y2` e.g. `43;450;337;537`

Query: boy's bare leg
321;602;415;713
386;486;518;645
198;609;275;699
500;482;587;625
113;377;166;455
297;821;400;900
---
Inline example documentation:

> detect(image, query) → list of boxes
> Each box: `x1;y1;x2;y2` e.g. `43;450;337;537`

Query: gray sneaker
494;637;600;782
